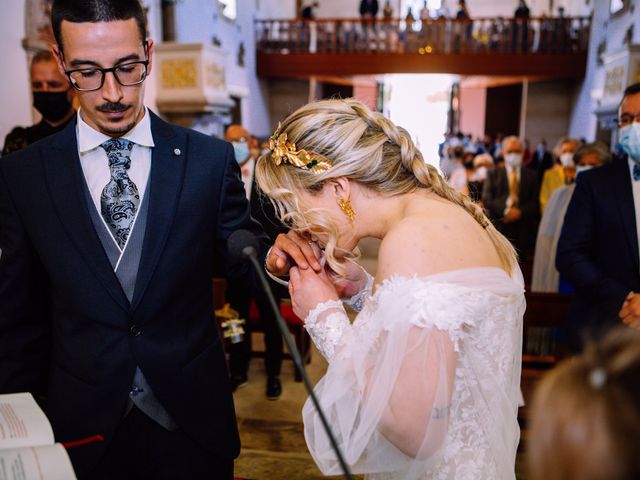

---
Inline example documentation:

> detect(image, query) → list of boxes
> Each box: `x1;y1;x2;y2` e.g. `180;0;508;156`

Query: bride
260;98;524;479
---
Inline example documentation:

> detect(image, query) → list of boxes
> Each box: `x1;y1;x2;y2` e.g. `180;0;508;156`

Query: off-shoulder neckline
380;266;513;281
372;267;523;296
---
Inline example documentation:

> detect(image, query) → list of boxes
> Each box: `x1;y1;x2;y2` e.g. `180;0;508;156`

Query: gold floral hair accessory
268;127;332;174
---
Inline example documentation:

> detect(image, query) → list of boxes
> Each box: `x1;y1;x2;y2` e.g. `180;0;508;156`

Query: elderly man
482;135;539;255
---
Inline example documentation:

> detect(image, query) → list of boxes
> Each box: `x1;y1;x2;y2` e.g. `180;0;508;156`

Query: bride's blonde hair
255;98;517;274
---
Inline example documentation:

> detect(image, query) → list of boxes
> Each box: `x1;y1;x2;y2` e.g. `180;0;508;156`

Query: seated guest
531;142;611;292
557;83;640;352
2;50;76;156
539;136;582;213
528;327;640;480
482;135;539;255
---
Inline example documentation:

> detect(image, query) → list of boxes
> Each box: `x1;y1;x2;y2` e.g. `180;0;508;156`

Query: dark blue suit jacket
0;111;267;474
556;158;640;349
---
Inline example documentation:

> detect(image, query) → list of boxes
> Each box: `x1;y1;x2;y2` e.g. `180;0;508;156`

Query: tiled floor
233;335;341;479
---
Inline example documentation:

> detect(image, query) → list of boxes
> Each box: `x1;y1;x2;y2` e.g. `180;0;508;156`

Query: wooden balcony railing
256;16;591;78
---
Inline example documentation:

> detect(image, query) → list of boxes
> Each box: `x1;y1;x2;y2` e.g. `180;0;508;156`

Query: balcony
256;16;590;78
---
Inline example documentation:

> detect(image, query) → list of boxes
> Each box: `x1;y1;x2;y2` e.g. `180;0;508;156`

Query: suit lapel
131;112;186;311
614;159;640;272
44;121;129;311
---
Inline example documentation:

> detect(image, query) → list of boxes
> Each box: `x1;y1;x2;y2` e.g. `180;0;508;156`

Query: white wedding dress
302;267;524;479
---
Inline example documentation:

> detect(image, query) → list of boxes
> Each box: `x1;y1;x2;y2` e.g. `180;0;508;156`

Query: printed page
0;394;53;450
0;444;77;480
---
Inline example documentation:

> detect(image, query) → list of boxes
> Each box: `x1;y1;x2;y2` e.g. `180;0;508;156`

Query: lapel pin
173;148;181;156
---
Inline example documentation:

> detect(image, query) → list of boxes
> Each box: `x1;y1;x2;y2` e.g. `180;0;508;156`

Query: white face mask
472;166;488;181
575;165;593;177
619;123;640;162
505;153;522;168
559;152;575;167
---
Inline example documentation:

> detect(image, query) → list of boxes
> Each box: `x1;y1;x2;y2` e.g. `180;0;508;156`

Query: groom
0;1;272;478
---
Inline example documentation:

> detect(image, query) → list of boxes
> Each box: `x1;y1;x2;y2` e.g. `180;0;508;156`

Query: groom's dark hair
51;0;147;52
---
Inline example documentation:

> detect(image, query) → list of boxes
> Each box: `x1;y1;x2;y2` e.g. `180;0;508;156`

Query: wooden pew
519;291;572;445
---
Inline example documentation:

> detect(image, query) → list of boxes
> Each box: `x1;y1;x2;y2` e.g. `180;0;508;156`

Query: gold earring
338;197;356;223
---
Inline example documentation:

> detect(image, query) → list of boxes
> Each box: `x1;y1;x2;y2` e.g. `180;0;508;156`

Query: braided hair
255;98;517;274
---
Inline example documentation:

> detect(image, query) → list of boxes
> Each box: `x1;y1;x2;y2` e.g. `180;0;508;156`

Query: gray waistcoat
83;182;177;431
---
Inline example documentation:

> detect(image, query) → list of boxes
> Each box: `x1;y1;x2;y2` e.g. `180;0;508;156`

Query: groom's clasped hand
268;230;368;318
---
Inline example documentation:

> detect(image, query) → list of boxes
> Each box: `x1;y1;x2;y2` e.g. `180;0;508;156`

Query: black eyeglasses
64;59;149;92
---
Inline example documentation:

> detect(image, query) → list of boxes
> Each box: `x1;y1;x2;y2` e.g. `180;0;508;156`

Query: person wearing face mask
223;124;287;400
539;136;582;213
556;83;640;352
482;135;539;256
532;142;612;293
447;146;468;193
2;50;75;156
468;153;493;204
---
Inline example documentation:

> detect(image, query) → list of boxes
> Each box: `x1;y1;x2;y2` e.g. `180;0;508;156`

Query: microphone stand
244;247;354;480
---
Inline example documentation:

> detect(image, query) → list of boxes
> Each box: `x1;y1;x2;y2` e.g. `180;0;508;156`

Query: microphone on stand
228;229;353;480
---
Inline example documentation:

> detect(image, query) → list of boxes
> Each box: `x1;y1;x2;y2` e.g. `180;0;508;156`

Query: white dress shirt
77;108;153;216
239;157;255;200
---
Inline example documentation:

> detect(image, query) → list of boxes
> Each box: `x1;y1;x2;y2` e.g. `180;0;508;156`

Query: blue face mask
232;141;250;164
619;123;640;162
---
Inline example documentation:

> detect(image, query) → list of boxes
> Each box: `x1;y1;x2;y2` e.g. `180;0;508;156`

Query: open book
0;392;77;480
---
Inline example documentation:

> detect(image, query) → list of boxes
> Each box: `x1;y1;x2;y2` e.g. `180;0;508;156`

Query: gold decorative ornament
338;197;356;222
268;127;332;174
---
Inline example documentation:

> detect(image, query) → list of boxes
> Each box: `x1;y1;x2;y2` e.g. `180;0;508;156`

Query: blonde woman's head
528;328;640;480
255;98;517;274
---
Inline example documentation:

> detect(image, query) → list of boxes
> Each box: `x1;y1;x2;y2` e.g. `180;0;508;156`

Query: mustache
97;102;130;113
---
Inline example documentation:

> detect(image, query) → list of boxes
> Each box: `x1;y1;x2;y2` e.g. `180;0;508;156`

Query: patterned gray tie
99;138;139;249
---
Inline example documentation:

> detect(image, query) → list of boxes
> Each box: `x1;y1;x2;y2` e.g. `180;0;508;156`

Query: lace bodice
302;268;525;480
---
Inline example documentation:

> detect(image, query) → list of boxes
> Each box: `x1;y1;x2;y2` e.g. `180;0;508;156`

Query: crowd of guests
441;131;605;263
450;82;640;340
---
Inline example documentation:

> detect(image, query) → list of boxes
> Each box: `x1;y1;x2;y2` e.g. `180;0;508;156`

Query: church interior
2;0;640;479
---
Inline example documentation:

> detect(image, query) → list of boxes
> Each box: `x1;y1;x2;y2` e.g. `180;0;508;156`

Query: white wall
0;0;31;148
525;80;573;148
568;1;640;141
143;0;163;114
170;0;287;137
459;85;486;140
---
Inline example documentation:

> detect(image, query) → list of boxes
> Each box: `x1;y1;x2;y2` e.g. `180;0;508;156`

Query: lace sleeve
304;299;350;361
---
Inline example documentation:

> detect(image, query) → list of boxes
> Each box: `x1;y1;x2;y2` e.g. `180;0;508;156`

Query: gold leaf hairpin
268;127;332;174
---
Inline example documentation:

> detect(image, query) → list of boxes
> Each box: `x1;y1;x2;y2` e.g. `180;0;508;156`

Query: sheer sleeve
303;278;470;479
341;268;374;313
